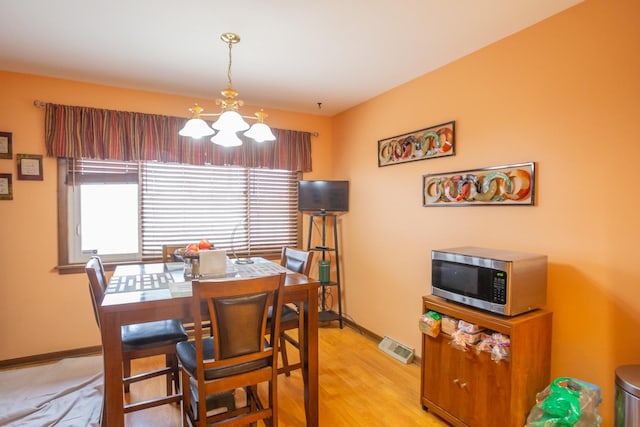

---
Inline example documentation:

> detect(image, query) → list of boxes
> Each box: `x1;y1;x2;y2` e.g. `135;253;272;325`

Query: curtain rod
33;100;319;137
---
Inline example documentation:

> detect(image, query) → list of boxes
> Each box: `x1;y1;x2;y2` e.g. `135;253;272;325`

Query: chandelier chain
227;39;233;89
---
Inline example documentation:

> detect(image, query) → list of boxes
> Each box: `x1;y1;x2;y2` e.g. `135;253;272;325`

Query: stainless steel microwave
431;246;547;316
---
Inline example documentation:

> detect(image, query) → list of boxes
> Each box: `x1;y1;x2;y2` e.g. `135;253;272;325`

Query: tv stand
306;213;343;328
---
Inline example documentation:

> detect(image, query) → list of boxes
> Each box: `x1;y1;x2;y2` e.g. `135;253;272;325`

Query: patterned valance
44;103;312;172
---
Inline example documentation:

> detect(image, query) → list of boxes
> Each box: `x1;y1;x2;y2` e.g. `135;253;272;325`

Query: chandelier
179;33;276;147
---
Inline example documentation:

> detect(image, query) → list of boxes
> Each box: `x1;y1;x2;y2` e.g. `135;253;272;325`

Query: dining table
100;257;320;426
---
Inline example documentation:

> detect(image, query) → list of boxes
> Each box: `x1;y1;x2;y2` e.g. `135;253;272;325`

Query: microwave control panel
492;270;507;304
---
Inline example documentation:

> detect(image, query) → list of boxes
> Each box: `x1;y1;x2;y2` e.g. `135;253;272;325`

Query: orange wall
0;71;332;360
332;0;639;424
1;0;638;424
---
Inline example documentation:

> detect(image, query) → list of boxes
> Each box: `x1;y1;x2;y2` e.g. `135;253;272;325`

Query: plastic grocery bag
525;377;602;426
418;311;441;337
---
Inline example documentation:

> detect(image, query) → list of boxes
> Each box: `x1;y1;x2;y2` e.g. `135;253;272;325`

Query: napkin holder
199;249;227;275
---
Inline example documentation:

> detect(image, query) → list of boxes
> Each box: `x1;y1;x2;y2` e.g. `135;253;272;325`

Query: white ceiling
0;0;582;116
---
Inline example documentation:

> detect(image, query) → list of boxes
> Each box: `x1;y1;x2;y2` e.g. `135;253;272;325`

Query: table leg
303;284;319;427
101;311;125;427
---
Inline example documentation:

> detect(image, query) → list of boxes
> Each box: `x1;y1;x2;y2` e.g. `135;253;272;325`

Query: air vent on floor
378;336;414;364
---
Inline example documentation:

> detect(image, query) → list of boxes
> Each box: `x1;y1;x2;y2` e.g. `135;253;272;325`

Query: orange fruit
198;239;212;250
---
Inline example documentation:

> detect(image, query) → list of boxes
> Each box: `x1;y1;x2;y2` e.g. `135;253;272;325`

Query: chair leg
298;316;305;369
270;377;278;427
279;333;291;377
165;354;175;396
248;385;259;427
123;359;131;393
181;369;191;427
170;353;181;394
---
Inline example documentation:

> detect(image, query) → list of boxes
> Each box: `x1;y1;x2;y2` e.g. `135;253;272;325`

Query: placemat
107;272;174;293
234;261;289;277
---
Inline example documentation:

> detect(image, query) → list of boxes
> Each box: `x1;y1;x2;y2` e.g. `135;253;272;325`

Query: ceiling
0;0;582;116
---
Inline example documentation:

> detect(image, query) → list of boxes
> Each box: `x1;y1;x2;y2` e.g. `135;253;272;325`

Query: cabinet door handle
453;378;468;389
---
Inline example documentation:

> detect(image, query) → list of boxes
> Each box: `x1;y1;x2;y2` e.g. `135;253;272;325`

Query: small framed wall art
0;173;12;200
422;162;535;207
17;154;43;181
0;132;12;159
378;121;455;167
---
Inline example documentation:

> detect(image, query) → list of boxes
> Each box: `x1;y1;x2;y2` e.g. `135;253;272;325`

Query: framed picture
0;173;12;200
0;132;11;159
422;162;536;206
378;121;455;167
17;154;43;181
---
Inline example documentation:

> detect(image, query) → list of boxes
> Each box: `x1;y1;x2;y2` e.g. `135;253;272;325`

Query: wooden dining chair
276;247;314;376
85;256;188;413
162;244;185;262
177;273;286;426
161;243;212;338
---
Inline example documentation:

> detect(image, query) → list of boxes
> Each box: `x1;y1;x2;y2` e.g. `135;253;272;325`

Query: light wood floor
124;325;449;426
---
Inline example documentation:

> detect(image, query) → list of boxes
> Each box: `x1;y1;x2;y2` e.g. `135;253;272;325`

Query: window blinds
67;158;300;259
140;162;299;259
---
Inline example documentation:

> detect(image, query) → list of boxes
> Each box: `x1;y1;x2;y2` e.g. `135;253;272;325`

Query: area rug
0;356;103;426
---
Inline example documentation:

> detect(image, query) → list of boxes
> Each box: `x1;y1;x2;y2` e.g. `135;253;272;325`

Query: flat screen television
298;180;349;213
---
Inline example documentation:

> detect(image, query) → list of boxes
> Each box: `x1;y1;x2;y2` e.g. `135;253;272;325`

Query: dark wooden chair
176;273;286;426
85;256;188;413
277;247;314;376
161;243;211;338
162;244;185;262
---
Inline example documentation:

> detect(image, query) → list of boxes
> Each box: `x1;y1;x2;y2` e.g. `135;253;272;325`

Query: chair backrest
191;273;286;372
280;247;314;276
85;256;108;328
162;244;185;262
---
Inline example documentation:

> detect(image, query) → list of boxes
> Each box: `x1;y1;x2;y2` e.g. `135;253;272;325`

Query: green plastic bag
539;378;582;425
526;377;602;426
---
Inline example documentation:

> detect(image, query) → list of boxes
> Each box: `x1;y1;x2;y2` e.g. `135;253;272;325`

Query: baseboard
0;345;102;370
1;319;422;369
343;317;382;341
342;318;421;366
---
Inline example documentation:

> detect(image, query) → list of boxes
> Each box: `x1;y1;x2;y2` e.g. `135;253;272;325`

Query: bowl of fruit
183;239;214;259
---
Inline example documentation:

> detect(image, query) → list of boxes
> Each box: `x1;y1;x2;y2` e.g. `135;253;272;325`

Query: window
77;183;140;258
58;158;300;266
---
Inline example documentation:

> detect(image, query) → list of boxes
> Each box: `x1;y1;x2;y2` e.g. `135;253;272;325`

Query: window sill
57;255;280;275
57;259;156;275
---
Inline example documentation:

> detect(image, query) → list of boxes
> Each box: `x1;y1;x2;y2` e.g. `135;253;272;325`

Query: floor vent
378;336;414;364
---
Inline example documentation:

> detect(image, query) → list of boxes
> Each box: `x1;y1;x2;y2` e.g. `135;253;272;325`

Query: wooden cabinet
420;295;552;427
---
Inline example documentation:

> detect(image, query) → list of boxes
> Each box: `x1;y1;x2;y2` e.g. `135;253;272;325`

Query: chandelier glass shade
179;33;276;147
212;110;249;132
178;105;214;138
244;122;276;143
210;128;243;147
